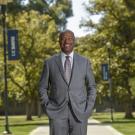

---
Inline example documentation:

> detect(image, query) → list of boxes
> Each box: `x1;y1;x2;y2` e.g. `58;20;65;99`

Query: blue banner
7;29;19;61
101;64;109;81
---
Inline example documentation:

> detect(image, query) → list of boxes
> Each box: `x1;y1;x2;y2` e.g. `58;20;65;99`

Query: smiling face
59;30;75;55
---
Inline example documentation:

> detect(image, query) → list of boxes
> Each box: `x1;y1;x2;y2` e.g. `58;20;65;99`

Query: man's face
59;32;75;55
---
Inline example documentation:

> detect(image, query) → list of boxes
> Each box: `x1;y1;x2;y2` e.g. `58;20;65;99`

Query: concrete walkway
29;119;123;135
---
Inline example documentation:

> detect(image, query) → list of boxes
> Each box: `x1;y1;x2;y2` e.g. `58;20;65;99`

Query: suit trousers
49;103;88;135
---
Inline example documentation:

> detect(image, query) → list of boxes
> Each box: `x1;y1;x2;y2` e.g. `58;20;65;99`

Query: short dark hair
59;29;75;41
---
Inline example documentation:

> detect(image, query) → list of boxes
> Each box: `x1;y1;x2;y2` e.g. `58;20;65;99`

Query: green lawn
0;113;135;135
0;115;49;135
92;112;135;135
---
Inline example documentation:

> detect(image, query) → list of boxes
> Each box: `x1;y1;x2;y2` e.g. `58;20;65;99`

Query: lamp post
0;0;12;134
107;42;114;122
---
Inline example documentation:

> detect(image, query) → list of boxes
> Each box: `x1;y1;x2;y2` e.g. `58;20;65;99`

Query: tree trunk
26;100;34;120
124;98;134;119
124;80;134;119
37;100;42;118
123;63;134;119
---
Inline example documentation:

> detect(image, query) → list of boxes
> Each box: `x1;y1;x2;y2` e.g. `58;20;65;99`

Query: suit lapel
69;53;78;86
55;53;68;85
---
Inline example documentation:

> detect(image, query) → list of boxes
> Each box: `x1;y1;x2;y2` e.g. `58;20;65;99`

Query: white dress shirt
61;51;74;70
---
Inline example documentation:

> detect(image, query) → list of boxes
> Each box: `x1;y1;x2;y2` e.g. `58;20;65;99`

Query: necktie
64;56;71;83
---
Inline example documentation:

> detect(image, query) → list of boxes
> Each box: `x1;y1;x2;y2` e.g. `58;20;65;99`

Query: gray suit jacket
39;53;96;121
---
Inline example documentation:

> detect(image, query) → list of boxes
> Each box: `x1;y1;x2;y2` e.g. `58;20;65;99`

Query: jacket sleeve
39;60;50;106
85;59;96;113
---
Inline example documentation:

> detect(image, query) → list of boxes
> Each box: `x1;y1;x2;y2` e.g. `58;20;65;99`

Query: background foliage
0;0;135;120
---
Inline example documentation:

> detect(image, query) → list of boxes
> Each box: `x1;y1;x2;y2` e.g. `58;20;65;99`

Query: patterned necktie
64;56;71;83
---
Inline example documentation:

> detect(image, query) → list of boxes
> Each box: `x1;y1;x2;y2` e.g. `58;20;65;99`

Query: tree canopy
0;0;73;120
78;0;135;118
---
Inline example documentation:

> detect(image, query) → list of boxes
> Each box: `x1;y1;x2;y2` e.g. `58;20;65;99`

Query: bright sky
66;0;100;37
24;0;100;37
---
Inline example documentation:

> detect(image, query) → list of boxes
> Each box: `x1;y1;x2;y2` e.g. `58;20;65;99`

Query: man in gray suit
39;30;96;135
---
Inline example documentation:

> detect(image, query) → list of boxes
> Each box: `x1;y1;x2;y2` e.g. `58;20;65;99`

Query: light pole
0;0;12;134
107;42;114;122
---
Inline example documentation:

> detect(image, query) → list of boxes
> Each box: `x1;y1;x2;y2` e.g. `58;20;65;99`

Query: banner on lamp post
101;63;109;81
7;29;19;61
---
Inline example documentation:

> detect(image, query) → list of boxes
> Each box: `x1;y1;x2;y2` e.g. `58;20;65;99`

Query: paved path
29;119;123;135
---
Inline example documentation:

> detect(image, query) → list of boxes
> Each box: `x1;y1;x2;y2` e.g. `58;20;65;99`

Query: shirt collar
61;51;74;59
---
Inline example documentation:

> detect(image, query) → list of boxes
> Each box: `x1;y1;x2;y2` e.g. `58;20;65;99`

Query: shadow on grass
0;123;49;127
87;122;112;126
102;120;135;124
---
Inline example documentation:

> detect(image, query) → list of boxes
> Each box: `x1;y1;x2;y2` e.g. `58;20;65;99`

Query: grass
0;112;135;135
92;112;135;135
0;115;49;135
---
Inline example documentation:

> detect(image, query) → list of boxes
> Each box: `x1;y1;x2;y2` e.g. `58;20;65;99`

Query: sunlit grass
0;113;135;135
92;112;135;135
0;115;49;135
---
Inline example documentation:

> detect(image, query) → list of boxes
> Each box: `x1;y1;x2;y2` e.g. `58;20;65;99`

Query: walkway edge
29;119;124;135
88;119;124;135
106;126;124;135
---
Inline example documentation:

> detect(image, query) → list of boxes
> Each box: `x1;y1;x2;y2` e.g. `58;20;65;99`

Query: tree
7;10;59;120
0;0;73;120
80;0;135;118
7;0;73;30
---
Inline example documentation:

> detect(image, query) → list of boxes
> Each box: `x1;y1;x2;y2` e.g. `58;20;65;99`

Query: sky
66;0;100;37
23;0;100;37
